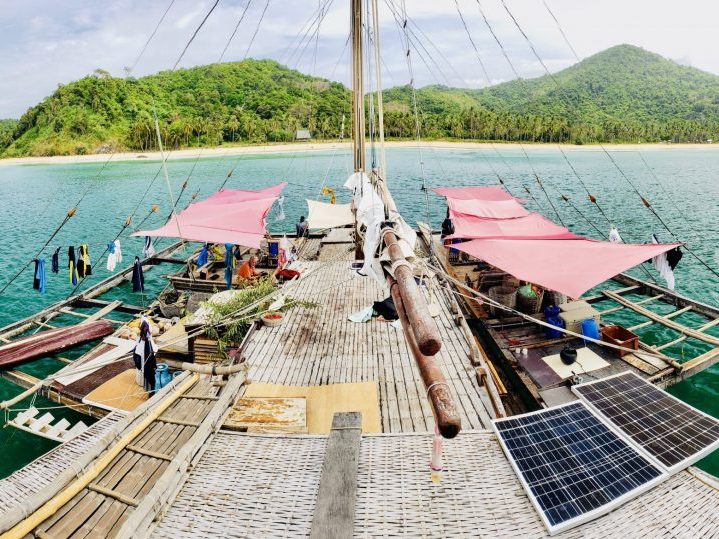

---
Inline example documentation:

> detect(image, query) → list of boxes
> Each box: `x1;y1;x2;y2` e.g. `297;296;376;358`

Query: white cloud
1;0;719;118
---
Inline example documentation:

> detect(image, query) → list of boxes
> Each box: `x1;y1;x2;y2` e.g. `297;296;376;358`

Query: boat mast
351;0;366;173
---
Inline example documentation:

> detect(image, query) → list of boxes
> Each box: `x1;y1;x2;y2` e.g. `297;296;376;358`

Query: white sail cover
306;199;354;229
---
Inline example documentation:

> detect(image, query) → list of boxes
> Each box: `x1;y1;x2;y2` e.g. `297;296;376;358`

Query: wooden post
350;0;365;174
384;229;442;356
390;276;461;439
310;412;362;539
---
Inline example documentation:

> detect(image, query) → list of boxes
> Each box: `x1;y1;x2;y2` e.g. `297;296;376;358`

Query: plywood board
225;397;308;433
542;347;610;379
83;369;148;413
242;382;381;434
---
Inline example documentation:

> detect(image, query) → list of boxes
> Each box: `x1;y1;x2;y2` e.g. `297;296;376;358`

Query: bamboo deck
149;429;719;538
240;260;498;432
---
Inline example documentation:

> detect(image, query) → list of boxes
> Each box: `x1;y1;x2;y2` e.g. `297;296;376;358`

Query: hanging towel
33;259;46;294
667;247;683;270
51;247;60;273
197;244;209;267
115;239;122;265
143;236;155;259
68;246;79;286
132;256;144;292
106;241;118;272
77;244;92;277
224;243;234;290
276;195;286;221
608;226;623;244
651;233;675;290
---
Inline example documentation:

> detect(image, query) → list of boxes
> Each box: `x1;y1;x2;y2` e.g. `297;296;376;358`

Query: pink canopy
455;238;680;298
447;197;530;219
432;185;520;202
450;213;580;240
133;183;285;249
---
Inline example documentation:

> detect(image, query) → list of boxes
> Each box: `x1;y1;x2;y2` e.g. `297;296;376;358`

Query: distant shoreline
1;140;717;166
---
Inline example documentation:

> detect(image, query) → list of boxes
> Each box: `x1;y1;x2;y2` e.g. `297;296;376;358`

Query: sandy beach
0;140;716;166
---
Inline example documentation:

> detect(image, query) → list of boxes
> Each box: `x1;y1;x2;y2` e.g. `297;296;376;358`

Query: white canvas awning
306;199;354;229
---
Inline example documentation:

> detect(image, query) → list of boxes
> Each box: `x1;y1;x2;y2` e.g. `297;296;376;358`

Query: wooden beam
73;298;146;314
604;291;719;347
310;412;362;539
87;483;139;507
698;318;719;332
80;300;123;325
126;444;173;461
635;294;665;305
157;416;201;427
655;335;687;352
664;306;692;320
629;320;654;331
680;347;719;378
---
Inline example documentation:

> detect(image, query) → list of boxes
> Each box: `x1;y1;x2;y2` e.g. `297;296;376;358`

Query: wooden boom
389;275;461;438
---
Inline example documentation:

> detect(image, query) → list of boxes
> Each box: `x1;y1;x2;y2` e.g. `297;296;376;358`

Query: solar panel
493;401;665;535
572;371;719;472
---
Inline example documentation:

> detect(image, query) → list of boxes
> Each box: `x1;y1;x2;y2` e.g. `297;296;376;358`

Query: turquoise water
0;145;718;475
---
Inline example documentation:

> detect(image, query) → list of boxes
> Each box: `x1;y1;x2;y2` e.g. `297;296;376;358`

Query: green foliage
5;45;719;156
202;278;317;360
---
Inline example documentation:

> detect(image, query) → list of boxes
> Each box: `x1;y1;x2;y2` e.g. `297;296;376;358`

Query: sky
1;0;718;118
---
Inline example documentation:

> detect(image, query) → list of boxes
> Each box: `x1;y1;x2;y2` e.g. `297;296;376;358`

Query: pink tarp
133;184;285;249
446;197;530;219
449;213;580;240
454;238;680;298
432;185;519;201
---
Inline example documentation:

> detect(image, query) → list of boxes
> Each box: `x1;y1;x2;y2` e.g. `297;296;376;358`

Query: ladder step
126;444;174;461
157;416;201;427
179;394;219;401
664;306;692;320
88;483;140;506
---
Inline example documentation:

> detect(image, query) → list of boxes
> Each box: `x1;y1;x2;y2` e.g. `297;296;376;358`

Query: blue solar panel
493;401;665;534
572;371;719;472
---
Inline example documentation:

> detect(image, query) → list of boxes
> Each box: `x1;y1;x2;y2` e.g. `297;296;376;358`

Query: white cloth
107;239;122;272
276;195;286;221
608;226;623;244
143;236;155;259
348;306;373;323
651;234;675;290
306;199;354;229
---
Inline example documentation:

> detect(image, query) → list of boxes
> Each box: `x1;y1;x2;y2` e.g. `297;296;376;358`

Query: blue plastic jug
581;318;600;343
544;306;564;339
155;363;170;389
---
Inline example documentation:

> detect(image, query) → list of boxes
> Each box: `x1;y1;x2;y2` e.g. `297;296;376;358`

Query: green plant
202;277;317;361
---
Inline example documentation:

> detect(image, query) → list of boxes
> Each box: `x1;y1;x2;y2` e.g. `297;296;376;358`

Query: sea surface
0;145;718;477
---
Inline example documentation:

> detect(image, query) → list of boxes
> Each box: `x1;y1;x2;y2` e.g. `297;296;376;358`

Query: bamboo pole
0;373;199;539
389;276;460;439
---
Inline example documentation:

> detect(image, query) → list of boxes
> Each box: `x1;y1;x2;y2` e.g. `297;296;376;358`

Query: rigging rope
520;0;719;280
128;0;176;75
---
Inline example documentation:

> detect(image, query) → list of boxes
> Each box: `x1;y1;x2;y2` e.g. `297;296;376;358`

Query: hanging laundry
68;246;79;286
197;244;209;267
276;195;286;221
667;247;683;270
651;233;676;290
106;241;118;272
132;256;144;292
51;247;60;274
33;258;46;294
224;243;234;290
608;226;623;244
143;236;155;259
114;239;122;265
76;244;91;277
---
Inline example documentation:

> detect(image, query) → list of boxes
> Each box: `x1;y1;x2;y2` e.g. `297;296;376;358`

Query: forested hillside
4;45;719;157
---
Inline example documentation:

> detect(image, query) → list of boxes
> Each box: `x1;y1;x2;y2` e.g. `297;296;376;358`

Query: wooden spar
384;230;442;356
389;275;461;438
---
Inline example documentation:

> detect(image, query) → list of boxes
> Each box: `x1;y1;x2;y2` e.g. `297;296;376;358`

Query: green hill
4;45;719;157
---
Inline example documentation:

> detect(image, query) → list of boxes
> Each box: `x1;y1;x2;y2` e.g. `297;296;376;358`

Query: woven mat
241;382;381;433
